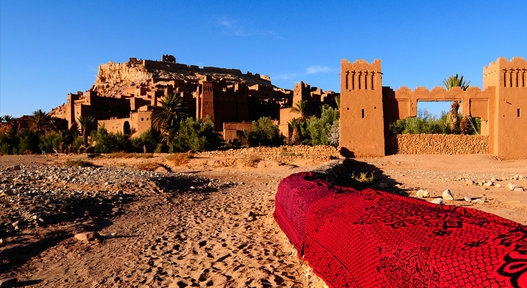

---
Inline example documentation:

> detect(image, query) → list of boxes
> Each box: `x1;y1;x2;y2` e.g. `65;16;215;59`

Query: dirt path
1;151;526;287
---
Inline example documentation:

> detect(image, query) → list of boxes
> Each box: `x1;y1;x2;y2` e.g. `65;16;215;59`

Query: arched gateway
340;57;527;159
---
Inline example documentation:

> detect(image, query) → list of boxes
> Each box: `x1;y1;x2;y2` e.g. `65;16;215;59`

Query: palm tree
288;118;301;145
443;74;470;134
151;94;188;143
77;116;96;146
2;115;13;124
443;74;470;91
290;100;308;121
29;109;51;134
446;101;460;134
334;95;340;110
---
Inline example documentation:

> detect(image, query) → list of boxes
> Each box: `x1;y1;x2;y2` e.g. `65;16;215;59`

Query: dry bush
244;154;262;167
136;162;163;171
166;152;194;166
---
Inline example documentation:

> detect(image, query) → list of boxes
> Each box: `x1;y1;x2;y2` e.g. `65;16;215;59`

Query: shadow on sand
316;157;408;195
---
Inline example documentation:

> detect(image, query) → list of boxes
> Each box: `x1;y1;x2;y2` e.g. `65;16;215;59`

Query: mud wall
392;134;489;155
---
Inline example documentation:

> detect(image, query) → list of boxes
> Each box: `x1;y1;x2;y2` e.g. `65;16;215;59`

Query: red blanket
274;172;527;288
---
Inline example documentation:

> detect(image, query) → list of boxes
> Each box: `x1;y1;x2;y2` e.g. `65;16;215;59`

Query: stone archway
340;57;527;159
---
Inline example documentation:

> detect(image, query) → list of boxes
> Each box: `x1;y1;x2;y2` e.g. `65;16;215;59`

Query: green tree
29;109;51;134
170;117;222;152
288;118;302;145
131;129;160;153
0;128;19;154
443;74;470;91
290;100;308;121
39;131;65;153
446;101;460;134
443;74;470;134
1;115;13;124
17;128;39;154
304;105;340;145
151;94;188;144
247;117;283;147
91;127;132;153
77;116;96;146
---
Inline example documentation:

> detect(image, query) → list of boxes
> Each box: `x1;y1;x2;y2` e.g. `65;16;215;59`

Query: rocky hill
90;56;275;97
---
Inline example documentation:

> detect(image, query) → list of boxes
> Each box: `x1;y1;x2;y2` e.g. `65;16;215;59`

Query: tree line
0;95;341;155
0;74;477;154
390;74;481;135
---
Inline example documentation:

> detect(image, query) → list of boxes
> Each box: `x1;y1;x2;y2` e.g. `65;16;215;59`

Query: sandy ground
0;151;526;287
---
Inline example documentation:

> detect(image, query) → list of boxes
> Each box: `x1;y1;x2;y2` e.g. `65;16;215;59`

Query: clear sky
1;0;526;118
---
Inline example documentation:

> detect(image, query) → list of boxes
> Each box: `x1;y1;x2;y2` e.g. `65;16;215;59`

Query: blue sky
1;0;526;118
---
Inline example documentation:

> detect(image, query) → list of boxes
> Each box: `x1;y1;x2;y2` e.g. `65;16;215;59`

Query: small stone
430;198;444;205
472;198;486;204
416;189;429;198
465;179;475;185
246;211;257;221
74;231;100;242
514;187;524;192
491;177;498;182
442;189;454;201
483;181;493;187
495;183;502;188
507;183;517;191
395;183;405;189
0;277;18;288
464;196;472;202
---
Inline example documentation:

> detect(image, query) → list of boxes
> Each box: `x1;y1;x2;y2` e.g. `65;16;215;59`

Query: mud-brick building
50;55;292;139
340;57;527;159
279;81;339;140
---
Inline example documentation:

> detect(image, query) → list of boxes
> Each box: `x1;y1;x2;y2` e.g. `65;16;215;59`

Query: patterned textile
274;172;527;288
274;172;354;254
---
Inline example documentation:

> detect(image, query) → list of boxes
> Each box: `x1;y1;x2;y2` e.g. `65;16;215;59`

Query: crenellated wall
340;57;527;159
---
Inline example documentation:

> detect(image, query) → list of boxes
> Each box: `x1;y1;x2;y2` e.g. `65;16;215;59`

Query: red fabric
274;172;356;254
274;172;527;288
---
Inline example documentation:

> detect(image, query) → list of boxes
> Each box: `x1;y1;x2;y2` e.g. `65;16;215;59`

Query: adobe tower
339;59;385;157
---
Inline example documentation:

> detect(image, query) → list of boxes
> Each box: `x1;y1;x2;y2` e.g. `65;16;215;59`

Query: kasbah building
49;55;527;159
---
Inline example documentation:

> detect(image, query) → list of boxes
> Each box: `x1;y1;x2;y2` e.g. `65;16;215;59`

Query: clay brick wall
392;134;489;155
223;122;252;142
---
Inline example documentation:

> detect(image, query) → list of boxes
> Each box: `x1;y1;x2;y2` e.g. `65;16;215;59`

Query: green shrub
91;127;132;153
390;110;481;135
170;117;222;152
131;129;160;153
247;117;283;147
303;105;340;146
17;128;39;154
0;129;19;155
39;131;65;153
